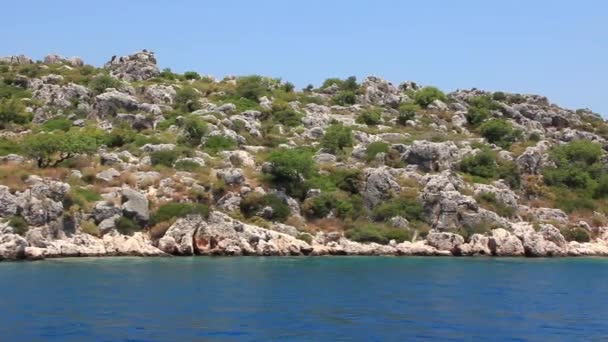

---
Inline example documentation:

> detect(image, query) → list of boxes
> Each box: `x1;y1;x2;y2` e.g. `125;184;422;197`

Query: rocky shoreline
1;50;608;263
2;211;608;262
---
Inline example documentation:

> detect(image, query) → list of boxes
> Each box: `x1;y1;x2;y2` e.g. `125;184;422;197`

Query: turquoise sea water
1;257;607;341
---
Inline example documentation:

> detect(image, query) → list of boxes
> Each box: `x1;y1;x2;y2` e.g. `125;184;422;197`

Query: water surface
1;257;607;341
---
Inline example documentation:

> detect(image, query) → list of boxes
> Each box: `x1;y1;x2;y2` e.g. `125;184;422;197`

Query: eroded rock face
362;168;401;208
0;55;33;64
426;230;465;254
488;228;525;256
0;233;27;260
193;211;312;256
513;222;567;257
158;216;205;255
94;89;141;117
404;141;459;172
360;76;402;107
121;189;149;225
104;50;160;82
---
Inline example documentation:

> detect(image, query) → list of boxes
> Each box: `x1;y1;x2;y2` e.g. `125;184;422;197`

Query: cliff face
0;50;607;260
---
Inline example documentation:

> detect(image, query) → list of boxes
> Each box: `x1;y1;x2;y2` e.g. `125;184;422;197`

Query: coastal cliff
1;50;608;260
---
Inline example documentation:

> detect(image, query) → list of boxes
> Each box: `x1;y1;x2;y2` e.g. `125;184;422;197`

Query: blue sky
2;0;606;115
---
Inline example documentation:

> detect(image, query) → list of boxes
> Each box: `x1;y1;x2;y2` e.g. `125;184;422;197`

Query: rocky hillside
1;50;608;260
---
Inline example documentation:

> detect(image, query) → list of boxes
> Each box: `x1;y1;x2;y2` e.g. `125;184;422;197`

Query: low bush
115;216;141;236
345;223;411;244
331;91;357;106
41;117;72;132
9;216;28;236
151;202;210;225
89;74;121;95
478;119;520;148
240;193;290;222
561;227;591;243
372;197;425;222
183;71;201;80
397;103;420;125
357;108;382;125
321;124;352;154
204;135;237;153
174;87;201;112
365;142;389;162
150;150;179;167
412;87;447;107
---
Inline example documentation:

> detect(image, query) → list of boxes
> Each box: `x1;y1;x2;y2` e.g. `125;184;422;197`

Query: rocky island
0;50;607;261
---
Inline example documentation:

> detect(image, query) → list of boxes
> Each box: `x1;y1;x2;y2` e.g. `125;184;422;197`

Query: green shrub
66;187;102;211
180;116;207;145
0;138;21;156
240;193;290;222
492;92;507;101
365;142;389;162
184;71;201;80
345;224;410;244
297;233;313;244
413;87;447;107
106;127;136;147
271;104;302;127
235;75;269;102
150;150;179;167
174;87;201;112
0;98;29;127
397;103;420;125
466;106;490;126
357;108;382;125
89;74;121;95
561;227;591;243
543;140;604;191
455;221;494;241
372;197;425;222
204;135;237;153
151;202;209;225
460;148;499;179
267;148;315;198
115;217;141;236
41;117;72;132
332;91;357;106
8;216;28;236
175;160;203;172
478;119;520;148
308;168;362;194
321;124;352;154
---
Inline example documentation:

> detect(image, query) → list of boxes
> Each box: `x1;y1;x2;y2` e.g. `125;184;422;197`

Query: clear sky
1;0;606;115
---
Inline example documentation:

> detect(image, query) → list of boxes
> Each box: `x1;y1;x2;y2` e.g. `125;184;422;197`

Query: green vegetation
321;124;353;154
266;148;315;198
466;95;501;126
8;216;28;236
183;71;201;80
151;202;209;225
41;117;72;132
345;223;410;244
174;86;201;112
89;74;121;94
371;197;425;223
179;116;207;146
115;216;141;236
397;103;420;125
22;130;100;168
365;142;389;162
412;87;447;107
235;75;269;102
150;150;179;167
357;108;382;125
561;227;591;243
240;193;290;222
460;148;521;188
478;119;520;148
0;98;30;127
204;135;237;153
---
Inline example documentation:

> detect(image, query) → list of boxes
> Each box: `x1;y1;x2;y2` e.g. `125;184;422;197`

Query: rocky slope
0;50;607;261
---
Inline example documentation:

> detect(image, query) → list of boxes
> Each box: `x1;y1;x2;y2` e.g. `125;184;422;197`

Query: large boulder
426;230;465;255
0;233;27;260
513;222;567;257
104;50;160;82
361;168;401;208
94;89;140;116
0;186;19;217
359;76;402;107
488;228;525;256
157;216;205;255
120;189;150;225
102;231;165;256
516;141;551;174
403;141;460;172
0;55;33;64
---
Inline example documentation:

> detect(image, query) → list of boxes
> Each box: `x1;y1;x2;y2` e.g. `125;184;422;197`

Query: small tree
357;108;382;126
23;130;99;167
235;75;268;102
181;116;207;146
183;71;201;80
479;119;520;148
321;124;353;154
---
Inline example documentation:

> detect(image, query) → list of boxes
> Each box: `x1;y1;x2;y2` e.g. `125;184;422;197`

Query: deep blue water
1;257;608;341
